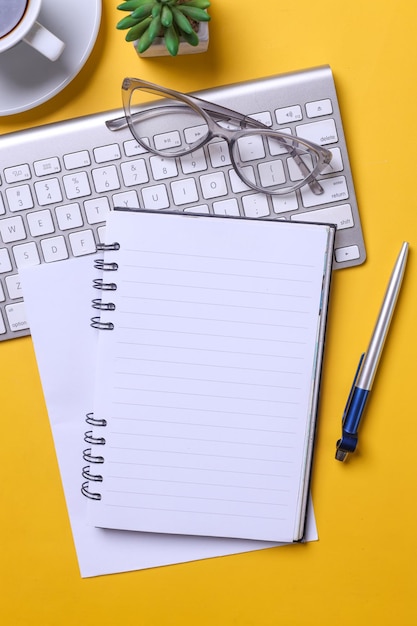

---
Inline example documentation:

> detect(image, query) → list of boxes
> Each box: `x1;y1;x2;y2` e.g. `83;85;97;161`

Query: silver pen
336;241;409;461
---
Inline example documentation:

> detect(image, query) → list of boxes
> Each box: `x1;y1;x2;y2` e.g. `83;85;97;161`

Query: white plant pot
135;22;209;57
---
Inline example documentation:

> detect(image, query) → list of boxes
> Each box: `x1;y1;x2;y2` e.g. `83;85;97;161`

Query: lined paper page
91;211;331;542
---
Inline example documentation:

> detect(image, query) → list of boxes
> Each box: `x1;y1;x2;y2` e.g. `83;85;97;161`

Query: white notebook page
90;211;332;542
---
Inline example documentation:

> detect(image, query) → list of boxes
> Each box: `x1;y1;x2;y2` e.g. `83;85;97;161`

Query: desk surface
1;1;416;624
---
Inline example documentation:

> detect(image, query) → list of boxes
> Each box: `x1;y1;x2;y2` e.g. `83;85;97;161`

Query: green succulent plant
117;0;211;57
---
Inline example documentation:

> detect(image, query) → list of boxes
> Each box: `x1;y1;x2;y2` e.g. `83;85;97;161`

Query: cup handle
23;21;65;62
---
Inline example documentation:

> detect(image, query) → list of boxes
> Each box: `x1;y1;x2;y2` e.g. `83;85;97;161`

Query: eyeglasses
107;78;333;196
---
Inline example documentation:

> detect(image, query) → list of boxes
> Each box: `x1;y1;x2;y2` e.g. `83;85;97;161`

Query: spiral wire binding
82;413;107;500
83;243;120;499
90;241;120;330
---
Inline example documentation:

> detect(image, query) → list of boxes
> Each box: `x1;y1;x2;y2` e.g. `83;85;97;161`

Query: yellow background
1;1;416;624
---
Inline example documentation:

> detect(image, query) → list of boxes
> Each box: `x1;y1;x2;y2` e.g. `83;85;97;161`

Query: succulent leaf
182;0;211;8
117;0;150;11
124;16;152;41
137;25;157;52
171;7;194;34
116;14;140;30
161;5;173;27
164;24;180;56
181;28;199;46
131;3;154;20
177;6;210;22
148;15;162;39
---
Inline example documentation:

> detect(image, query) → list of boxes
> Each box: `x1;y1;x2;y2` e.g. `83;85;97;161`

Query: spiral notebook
85;210;334;543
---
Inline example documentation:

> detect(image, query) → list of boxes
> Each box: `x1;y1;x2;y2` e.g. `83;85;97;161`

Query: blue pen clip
335;354;369;461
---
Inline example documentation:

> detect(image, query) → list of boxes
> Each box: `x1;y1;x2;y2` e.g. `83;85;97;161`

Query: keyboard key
5;273;25;299
92;166;120;193
69;230;96;256
242;193;270;218
323;147;343;173
141;184;170;210
208;141;231;167
34;178;63;206
6;184;34;212
248;111;273;126
154;131;181;151
0;192;5;215
0;281;5;302
12;242;41;268
258;160;286;187
296;119;338;146
200;172;228;199
272;191;298;214
291;203;354;230
229;167;255;193
184;124;208;144
300;176;349;208
275;105;302;124
213;199;240;216
27;210;55;236
5;302;29;332
0;248;12;273
4;164;31;184
150;156;178;180
236;135;265;162
180;149;207;174
34;157;61;177
335;245;360;263
0;216;26;243
123;139;148;157
112;190;140;209
171;178;199;206
94;144;121;163
306;99;333;118
121;159;149;186
63;172;91;199
63;150;91;170
0;311;5;334
41;235;69;262
84;197;111;224
55;203;83;230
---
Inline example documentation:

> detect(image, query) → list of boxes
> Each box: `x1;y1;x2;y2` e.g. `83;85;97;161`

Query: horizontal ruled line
113;386;301;405
116;341;305;360
114;371;301;391
111;415;297;435
107;475;290;493
113;401;299;421
109;445;295;464
119;295;312;315
104;502;288;522
111;431;295;450
109;460;292;479
116;355;303;376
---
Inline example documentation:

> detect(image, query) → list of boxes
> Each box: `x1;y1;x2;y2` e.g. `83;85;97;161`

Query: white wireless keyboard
0;65;366;342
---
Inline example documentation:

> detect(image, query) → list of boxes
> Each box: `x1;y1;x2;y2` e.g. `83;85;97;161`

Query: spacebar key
5;302;29;332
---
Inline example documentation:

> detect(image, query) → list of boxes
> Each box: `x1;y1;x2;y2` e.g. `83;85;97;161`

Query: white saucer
0;0;102;116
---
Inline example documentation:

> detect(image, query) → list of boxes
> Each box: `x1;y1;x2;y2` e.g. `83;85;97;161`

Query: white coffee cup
0;0;65;61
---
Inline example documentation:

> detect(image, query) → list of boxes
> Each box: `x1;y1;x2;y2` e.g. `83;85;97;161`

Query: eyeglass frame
106;77;333;196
